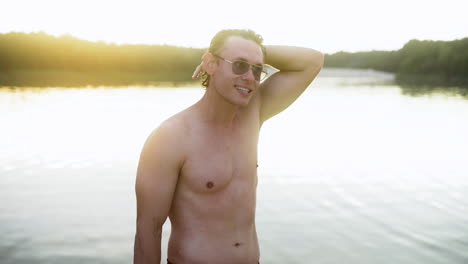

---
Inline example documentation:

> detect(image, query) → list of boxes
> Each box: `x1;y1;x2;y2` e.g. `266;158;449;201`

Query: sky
1;0;467;53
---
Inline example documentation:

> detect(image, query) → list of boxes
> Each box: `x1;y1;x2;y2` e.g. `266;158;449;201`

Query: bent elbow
304;50;324;76
311;50;325;70
317;51;325;68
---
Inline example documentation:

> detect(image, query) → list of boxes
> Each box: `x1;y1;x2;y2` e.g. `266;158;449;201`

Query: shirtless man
134;29;324;264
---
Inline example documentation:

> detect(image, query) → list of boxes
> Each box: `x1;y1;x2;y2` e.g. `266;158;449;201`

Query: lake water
1;69;468;264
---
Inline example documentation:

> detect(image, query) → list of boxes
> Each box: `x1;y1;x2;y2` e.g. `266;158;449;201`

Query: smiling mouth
234;85;252;94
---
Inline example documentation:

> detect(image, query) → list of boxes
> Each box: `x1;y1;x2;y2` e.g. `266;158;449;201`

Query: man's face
210;36;264;107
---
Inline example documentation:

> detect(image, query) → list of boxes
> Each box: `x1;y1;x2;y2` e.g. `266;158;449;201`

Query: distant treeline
1;32;467;87
0;32;204;86
325;38;468;86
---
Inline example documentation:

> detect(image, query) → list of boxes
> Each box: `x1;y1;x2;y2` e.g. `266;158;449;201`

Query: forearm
134;225;162;264
264;45;324;72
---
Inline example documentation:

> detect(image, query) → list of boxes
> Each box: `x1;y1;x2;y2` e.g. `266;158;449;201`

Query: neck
196;85;239;127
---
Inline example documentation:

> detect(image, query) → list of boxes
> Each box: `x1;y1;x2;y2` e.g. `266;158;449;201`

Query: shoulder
153;113;189;141
140;113;190;168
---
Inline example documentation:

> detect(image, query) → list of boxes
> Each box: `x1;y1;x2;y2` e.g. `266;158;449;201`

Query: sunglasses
213;54;267;81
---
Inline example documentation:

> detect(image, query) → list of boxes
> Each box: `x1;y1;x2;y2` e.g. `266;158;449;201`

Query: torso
167;97;262;264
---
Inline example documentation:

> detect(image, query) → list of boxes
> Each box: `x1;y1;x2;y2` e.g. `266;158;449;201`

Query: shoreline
0;70;197;88
2;68;468;89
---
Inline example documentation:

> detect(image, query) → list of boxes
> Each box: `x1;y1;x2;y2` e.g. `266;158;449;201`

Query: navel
206;181;214;189
234;242;241;247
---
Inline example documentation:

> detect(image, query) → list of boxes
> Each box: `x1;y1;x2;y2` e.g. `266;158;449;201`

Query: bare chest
180;127;259;194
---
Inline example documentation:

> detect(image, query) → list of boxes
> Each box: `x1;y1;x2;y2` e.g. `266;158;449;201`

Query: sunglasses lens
231;60;265;81
233;61;250;75
252;66;266;81
252;66;263;81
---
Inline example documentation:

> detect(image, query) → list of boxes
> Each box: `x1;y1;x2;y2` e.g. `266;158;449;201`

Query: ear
202;51;218;75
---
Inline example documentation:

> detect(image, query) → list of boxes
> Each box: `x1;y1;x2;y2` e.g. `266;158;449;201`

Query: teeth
236;86;250;93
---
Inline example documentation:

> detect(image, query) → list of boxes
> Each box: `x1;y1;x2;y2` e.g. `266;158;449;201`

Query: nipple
206;181;214;189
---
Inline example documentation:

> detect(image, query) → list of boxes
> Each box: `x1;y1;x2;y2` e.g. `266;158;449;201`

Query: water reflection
317;68;468;99
399;85;468;100
396;73;468;88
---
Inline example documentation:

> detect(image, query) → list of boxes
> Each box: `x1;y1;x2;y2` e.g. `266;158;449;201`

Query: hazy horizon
2;0;467;54
1;30;466;55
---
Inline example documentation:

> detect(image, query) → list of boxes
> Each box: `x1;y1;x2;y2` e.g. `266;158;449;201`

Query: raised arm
134;122;183;264
259;45;324;123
